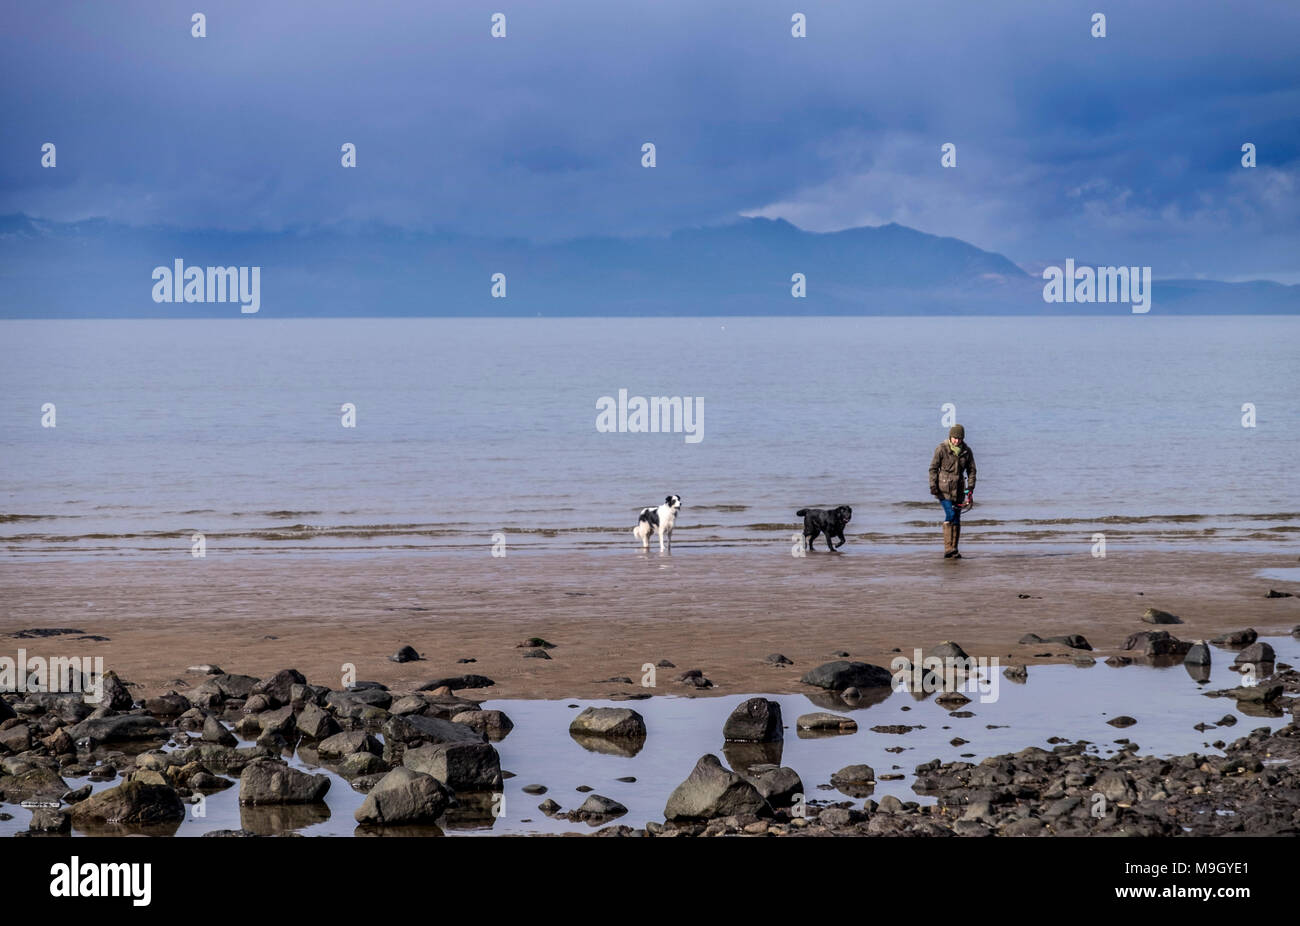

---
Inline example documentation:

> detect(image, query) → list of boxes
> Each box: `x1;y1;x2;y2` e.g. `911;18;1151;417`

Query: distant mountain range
0;213;1295;317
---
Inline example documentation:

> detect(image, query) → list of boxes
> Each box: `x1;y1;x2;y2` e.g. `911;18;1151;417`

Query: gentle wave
5;523;1298;547
902;512;1300;528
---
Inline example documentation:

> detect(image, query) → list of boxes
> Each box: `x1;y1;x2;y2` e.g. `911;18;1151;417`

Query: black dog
797;506;852;552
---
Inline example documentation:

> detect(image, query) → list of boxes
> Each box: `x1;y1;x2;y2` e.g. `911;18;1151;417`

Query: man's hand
930;487;941;499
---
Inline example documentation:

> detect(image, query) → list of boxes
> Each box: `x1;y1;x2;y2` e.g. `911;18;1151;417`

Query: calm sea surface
1;316;1296;559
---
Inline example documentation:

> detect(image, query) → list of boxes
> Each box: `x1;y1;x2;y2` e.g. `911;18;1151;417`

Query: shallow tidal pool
3;635;1296;837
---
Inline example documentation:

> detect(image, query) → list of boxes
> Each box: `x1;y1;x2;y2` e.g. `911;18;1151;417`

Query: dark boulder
1226;683;1281;703
742;764;803;807
800;661;892;690
241;694;273;714
143;691;191;716
201;714;237;747
571;794;628;820
567;707;647;739
212;674;261;699
68;779;185;825
0;766;67;801
1141;608;1182;625
830;764;877;798
1048;634;1092;651
335;752;390;780
931;641;969;660
290;683;330;707
325;688;392;713
252;669;307;706
99;672;135;711
1019;632;1090;649
295;702;340;740
238;758;330;805
383;713;485;747
1123;630;1174;651
28;807;71;834
1211;629;1258;646
416;675;495;692
722;698;783;743
21;692;94;723
449;710;514;740
1145;637;1191;657
189;673;258;709
1233;642;1276;666
664;754;769;821
256;705;297;738
797;712;857;733
0;724;31;753
61;783;93;804
316;730;382;759
68;714;166;745
354;766;450;825
402;741;503;791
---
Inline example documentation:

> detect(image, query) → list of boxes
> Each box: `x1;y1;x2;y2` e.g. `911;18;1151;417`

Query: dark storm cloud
1;0;1297;279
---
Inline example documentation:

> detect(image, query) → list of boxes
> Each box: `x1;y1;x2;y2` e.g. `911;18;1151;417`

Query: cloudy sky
3;0;1298;281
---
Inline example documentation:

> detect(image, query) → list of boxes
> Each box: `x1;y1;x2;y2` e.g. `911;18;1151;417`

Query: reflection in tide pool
2;636;1295;837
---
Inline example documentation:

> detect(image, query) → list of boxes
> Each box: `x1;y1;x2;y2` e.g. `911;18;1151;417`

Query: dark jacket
929;441;976;502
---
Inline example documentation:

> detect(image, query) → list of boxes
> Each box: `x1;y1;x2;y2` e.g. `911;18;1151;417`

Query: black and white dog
634;495;682;552
797;505;852;552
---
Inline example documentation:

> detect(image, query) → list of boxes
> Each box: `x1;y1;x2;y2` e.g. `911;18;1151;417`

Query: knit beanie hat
948;424;965;440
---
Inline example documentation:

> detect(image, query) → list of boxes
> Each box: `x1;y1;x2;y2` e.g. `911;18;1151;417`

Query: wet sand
1;549;1296;700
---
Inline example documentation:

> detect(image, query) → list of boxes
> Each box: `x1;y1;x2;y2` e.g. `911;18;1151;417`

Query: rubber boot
951;521;962;559
943;522;955;558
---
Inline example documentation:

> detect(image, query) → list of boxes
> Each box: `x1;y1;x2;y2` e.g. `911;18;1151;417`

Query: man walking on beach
929;424;976;559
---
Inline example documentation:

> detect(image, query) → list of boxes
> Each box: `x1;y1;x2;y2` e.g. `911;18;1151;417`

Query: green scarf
947;441;963;456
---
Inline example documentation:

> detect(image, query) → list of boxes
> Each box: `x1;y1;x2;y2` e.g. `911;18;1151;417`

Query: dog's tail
796;508;808;517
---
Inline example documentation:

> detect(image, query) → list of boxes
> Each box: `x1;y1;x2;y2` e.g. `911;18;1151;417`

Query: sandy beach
3;549;1295;701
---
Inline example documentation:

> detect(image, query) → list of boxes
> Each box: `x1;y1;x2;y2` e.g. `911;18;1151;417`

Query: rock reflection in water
73;819;183;837
4;635;1296;839
832;780;876;799
722;741;783;775
1236;699;1284;718
355;822;446;837
442;791;499;830
568;733;645;757
240;801;331;834
802;687;892;712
